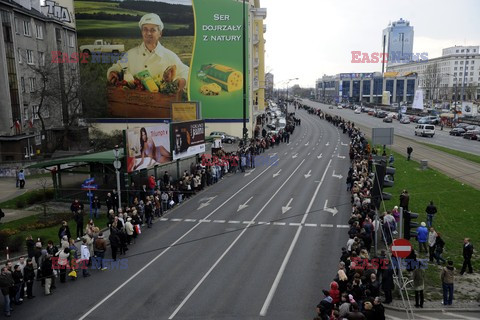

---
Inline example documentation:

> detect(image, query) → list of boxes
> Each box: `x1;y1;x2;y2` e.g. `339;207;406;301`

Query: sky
261;0;480;88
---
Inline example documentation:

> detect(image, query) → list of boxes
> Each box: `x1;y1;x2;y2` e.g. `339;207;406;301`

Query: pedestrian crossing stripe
155;218;349;229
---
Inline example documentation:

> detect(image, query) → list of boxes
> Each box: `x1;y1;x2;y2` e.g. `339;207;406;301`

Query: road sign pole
399;207;403;239
374;208;378;256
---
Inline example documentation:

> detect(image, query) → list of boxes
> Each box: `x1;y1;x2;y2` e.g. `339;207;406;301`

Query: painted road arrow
292;153;298;159
337;155;346;159
341;142;349;146
237;196;253;212
325;142;330;146
323;199;338;216
244;168;256;177
317;153;323;159
197;196;217;210
304;170;312;179
305;141;309;146
332;170;343;179
269;153;277;158
273;169;282;178
282;198;293;214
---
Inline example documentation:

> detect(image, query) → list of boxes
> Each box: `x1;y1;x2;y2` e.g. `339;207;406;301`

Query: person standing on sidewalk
399;190;410;212
18;169;25;189
434;232;446;264
407;146;413;161
441;260;455;305
412;266;425;308
80;239;91;277
23;259;35;299
460;238;474;275
0;267;14;317
425;201;437;228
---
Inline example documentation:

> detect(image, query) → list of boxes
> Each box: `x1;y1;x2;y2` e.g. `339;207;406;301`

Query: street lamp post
286;77;299;114
113;145;122;210
242;0;247;145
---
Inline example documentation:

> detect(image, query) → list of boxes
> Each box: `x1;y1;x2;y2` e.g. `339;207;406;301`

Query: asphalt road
301;100;480;156
301;100;480;190
13;109;353;319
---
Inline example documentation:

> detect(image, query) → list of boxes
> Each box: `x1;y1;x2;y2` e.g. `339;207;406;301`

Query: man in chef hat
107;13;189;92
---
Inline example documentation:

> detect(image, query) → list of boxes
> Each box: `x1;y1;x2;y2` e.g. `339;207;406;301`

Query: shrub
26;192;39;205
15;199;26;209
45;189;54;200
8;235;24;253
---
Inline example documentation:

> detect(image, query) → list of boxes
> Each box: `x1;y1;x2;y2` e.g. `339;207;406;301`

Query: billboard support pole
176;159;180;181
242;0;247;145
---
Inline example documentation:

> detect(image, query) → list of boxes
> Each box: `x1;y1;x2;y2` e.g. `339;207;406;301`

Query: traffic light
371;160;396;209
403;211;419;240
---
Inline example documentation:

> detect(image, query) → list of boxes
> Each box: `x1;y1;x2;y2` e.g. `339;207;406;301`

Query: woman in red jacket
329;281;341;306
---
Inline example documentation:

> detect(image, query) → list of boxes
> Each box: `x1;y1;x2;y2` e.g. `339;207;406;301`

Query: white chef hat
139;13;164;31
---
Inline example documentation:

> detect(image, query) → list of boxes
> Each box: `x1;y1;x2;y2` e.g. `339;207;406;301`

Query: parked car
376;111;388;118
337;105;343;109
415;124;435;137
383;117;393;123
354;108;361;114
329;105;334;109
368;110;375;116
455;123;470;129
463;130;480;140
399;117;411;124
449;128;466;136
208;131;238;143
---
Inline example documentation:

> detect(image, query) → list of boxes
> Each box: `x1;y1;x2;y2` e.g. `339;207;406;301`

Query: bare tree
423;62;442;101
26;59;86;154
465;83;477;101
36;177;51;219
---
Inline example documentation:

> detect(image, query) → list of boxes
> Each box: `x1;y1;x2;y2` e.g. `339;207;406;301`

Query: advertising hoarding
172;101;200;122
125;124;171;173
74;0;248;120
172;120;205;160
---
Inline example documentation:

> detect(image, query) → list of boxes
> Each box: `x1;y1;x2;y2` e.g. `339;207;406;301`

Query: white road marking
213;220;226;223
415;315;441;320
273;169;282;178
160;218;168;221
170;218;183;222
443;313;479;320
242;221;254;224
184;219;196;222
273;222;286;226
199;219;211;223
337;225;350;228
170;159;306;319
260;158;332;316
79;157;279;320
258;221;270;225
304;223;317;227
228;221;240;224
321;224;334;227
289;223;301;226
307;152;311;156
282;198;294;214
237;196;254;212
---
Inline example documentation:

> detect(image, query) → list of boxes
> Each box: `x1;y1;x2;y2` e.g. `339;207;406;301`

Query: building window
68;34;75;48
18;49;22;64
454;67;457;70
466;61;469;65
35;24;43;39
467;49;470;53
35;133;41;145
26;49;34;64
32;105;39;119
461;49;464;53
471;66;474;70
14;18;19;34
55;28;61;42
23;20;31;36
20;77;25;93
38;52;45;66
471;72;474;76
454;61;458;65
456;50;459;53
454;73;457;76
460;67;463;71
43;106;49;118
23;104;29;121
29;77;36;92
460;61;463;64
472;60;475;64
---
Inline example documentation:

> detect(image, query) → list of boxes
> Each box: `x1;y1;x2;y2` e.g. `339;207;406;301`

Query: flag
14;120;21;129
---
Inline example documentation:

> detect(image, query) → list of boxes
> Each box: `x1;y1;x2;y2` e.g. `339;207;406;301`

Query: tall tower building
382;18;414;72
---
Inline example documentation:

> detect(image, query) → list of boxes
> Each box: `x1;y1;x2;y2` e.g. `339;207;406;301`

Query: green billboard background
189;0;249;119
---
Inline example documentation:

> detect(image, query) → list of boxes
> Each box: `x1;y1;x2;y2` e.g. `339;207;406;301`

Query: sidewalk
384;300;480;313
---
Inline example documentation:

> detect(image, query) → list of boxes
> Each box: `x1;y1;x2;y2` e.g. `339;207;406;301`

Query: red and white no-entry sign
390;238;412;258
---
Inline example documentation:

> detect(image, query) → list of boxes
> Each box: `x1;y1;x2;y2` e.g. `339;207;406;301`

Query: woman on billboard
134;127;171;170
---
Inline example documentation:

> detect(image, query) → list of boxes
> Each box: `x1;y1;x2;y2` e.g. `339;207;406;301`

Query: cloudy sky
262;0;480;88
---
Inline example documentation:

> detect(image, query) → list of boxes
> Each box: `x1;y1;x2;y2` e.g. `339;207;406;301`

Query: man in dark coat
399;190;409;212
0;267;14;316
381;266;394;304
460;238;474;275
425;201;437;228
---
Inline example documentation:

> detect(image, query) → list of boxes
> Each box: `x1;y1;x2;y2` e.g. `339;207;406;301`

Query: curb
383;304;480;313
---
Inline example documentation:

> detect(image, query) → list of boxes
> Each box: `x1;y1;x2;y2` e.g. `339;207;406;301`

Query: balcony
252;8;267;20
253;34;259;45
253;58;259;68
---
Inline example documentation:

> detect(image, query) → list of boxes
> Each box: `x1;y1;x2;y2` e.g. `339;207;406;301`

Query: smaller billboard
126;124;171;173
172;102;200;122
172;120;205;160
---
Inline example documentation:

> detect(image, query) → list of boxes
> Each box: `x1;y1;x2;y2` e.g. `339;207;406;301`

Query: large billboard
74;0;248;120
172;120;205;160
125;124;171;173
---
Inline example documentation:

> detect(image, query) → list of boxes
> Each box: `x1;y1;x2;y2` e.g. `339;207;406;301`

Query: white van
415;124;435;137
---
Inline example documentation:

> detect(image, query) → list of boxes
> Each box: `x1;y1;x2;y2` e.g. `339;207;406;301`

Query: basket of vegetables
107;65;183;118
